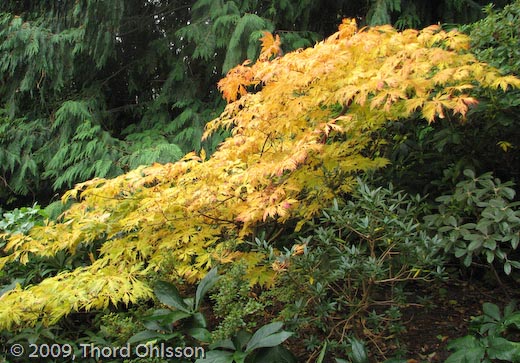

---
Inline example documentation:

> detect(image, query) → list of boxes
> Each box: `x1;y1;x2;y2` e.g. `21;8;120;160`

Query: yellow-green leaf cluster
1;19;519;329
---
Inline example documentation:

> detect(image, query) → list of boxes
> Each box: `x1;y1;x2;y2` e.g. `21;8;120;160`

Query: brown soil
398;278;520;362
285;276;520;362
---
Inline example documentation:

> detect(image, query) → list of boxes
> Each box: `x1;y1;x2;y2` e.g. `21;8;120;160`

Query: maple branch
196;211;238;225
260;132;272;156
154;200;173;222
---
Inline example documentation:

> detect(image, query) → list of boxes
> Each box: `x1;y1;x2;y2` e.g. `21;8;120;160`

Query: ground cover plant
1;1;520;362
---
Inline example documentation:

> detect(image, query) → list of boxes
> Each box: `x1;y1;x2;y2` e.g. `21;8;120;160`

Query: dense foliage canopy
0;17;518;330
1;2;520;361
0;0;512;207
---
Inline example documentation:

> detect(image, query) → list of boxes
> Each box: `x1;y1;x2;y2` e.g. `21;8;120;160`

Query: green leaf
509;260;520;270
189;311;208;329
234;329;253;351
195;267;220;309
210;338;236;351
485;250;495;263
195;350;235;363
455;248;467;258
504;261;512;275
482;238;496;251
501;187;516;201
482;302;501;321
145;309;191;327
252;346;297;363
232;351;248;363
476;220;492;234
463;169;476;179
246;331;293;352
487;336;520;360
463;253;473;267
127;330;157;344
503;311;520;329
317;342;327;363
348;337;369;363
447;216;458;227
127;330;179;344
189;327;212;343
154;280;191;313
246;322;292;352
447;335;481;351
446;338;485;363
467;239;483;252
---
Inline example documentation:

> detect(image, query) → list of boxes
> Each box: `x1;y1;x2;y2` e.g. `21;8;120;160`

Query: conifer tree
0;1;214;205
0;0;513;206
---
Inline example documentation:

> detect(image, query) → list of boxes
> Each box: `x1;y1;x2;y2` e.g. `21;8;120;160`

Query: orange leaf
259;31;282;61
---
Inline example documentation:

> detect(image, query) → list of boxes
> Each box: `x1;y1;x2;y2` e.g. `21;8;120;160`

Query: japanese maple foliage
0;19;518;329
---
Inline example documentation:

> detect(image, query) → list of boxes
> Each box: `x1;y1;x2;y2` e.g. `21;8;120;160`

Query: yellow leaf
404;97;425;114
337;18;357;39
259;31;282;61
497;141;513;152
493;75;520;91
422;102;436;123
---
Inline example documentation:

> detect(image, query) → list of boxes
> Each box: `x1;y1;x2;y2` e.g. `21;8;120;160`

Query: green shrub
197;322;294;363
210;262;265;342
260;180;445;358
129;268;220;346
0;203;46;239
464;1;520;76
425;169;520;275
446;301;520;363
128;268;294;363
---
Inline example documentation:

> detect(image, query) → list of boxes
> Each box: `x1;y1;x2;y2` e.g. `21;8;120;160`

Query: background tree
0;0;513;208
0;1;213;206
364;0;512;28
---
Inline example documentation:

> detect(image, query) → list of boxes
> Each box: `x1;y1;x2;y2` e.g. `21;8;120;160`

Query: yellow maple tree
0;19;519;329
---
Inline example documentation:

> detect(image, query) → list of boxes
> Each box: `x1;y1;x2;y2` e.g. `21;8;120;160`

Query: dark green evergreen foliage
425;170;520;275
180;0;509;75
43;100;123;190
258;181;444;359
0;111;44;196
0;0;515;206
0;3;122;109
176;0;319;74
0;1;223;206
464;1;520;75
365;0;512;28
